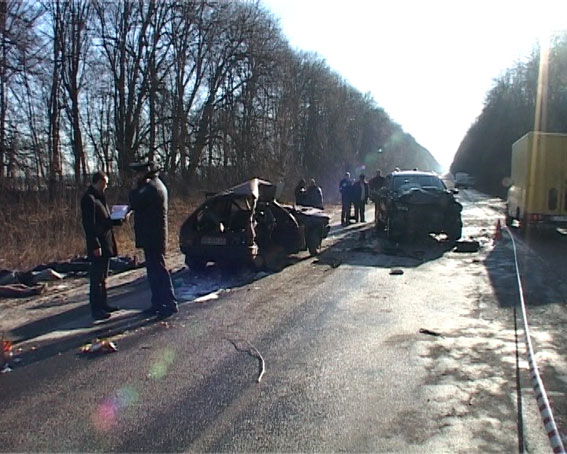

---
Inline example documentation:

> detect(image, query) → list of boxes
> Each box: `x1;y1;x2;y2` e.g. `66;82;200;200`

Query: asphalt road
1;193;566;452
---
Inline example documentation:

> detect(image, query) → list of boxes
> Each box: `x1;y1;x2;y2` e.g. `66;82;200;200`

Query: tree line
451;32;567;196
0;0;437;196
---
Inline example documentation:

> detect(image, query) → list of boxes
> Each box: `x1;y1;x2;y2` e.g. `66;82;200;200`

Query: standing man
352;174;370;222
304;178;324;209
129;161;178;318
81;170;120;320
339;172;353;226
294;178;307;206
368;169;385;202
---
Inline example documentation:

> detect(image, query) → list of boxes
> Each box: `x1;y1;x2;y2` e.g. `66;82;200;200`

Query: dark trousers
354;201;366;222
90;256;109;314
341;199;352;224
144;249;177;311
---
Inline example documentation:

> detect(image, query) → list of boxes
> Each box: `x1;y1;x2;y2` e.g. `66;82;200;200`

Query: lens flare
92;386;139;432
148;348;176;380
93;400;118;432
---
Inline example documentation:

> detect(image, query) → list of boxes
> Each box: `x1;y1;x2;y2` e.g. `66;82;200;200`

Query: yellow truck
507;132;567;229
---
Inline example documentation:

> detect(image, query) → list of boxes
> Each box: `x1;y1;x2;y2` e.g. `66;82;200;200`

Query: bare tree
0;0;42;183
58;0;91;183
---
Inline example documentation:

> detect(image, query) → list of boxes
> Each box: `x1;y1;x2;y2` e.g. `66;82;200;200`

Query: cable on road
225;338;265;383
506;226;566;454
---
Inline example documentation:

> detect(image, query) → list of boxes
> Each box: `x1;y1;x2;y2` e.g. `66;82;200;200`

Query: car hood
395;187;461;208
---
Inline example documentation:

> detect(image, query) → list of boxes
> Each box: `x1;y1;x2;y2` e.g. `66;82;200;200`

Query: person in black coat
80;170;120;320
368;169;385;202
304;178;324;209
294;178;307;206
352;174;370;222
129;161;178;318
339;172;353;225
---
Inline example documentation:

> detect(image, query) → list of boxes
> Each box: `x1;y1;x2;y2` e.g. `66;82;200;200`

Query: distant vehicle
454;172;475;189
506;132;567;230
179;178;330;271
374;170;463;242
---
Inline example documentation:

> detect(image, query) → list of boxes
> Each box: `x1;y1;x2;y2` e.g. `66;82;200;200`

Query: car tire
251;254;265;271
446;221;462;243
386;217;402;242
262;245;286;272
307;230;322;256
375;212;386;232
185;256;207;273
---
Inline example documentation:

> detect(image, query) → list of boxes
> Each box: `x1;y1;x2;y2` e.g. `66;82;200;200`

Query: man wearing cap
129;160;178;318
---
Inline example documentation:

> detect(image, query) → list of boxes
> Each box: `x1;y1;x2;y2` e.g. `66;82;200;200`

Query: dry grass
0;188;201;271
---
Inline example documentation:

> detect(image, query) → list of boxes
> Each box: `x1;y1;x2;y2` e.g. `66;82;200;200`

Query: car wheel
375;210;385;232
446;220;462;242
307;230;322;256
251;254;265;271
387;217;402;242
185;256;207;273
262;245;286;272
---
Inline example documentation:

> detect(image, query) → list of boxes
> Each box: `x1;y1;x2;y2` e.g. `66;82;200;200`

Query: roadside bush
0;184;201;271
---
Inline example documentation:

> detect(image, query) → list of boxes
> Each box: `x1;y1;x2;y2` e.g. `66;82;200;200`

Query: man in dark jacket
294;178;307;206
129;161;178;318
339;172;353;225
81;170;120;320
368;169;385;202
304;178;324;209
352;174;370;222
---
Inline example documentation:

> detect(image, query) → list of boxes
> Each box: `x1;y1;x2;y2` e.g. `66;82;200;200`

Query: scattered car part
454;240;480;253
80;339;118;354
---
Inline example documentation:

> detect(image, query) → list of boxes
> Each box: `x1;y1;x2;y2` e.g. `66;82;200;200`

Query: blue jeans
144;249;177;312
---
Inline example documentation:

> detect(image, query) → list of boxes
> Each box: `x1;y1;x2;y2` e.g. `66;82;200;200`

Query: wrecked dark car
179;178;330;271
374;170;462;242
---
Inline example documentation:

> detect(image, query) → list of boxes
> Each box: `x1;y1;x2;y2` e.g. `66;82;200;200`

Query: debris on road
389;268;404;275
194;290;222;303
0;256;141;299
454;240;480;253
0;283;47;298
80;339;118;355
226;338;265;383
419;328;443;337
2;338;13;372
330;259;342;268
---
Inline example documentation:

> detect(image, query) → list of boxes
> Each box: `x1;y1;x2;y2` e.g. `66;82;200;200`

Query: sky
260;0;567;171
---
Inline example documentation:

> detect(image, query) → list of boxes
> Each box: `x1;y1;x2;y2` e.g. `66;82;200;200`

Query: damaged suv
374;170;462;242
179;178;330;271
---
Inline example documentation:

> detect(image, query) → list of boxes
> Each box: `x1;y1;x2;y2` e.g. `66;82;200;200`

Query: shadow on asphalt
485;227;567;308
10;311;163;370
316;223;456;269
7;222;458;371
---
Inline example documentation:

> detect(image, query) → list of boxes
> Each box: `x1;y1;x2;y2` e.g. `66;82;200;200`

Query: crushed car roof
207;178;276;202
390;170;439;177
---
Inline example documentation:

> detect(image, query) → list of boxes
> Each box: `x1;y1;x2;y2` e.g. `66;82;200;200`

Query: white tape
505;225;566;454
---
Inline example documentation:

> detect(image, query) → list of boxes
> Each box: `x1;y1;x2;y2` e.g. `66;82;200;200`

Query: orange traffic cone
494;219;503;241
